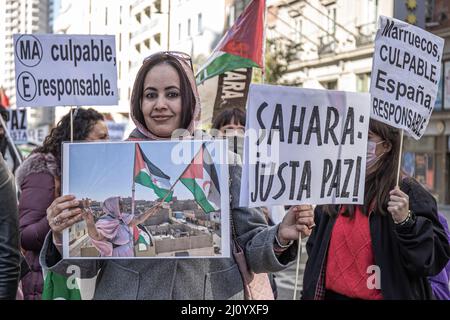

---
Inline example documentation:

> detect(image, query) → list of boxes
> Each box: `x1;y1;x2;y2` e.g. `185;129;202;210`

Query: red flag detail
180;147;204;179
218;0;265;67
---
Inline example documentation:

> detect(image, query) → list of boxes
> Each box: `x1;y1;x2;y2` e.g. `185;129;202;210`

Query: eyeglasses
143;51;194;73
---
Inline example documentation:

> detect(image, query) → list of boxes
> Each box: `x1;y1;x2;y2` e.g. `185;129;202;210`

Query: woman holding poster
16;108;108;300
40;51;314;300
302;119;450;300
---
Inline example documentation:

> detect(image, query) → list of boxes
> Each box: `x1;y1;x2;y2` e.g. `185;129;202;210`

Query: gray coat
39;164;297;300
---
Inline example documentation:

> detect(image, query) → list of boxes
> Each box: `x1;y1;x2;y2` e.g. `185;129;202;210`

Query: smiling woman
140;64;183;138
129;52;198;140
41;51;315;300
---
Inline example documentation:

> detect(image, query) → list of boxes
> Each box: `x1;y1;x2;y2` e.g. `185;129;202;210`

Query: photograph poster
61;140;230;259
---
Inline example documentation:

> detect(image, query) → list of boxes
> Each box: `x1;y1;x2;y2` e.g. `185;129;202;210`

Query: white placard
239;84;370;208
7;109;27;144
370;16;444;139
14;34;118;107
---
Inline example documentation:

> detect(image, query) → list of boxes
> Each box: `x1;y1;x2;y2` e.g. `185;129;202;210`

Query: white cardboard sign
14;34;118;107
370;16;444;139
240;84;370;208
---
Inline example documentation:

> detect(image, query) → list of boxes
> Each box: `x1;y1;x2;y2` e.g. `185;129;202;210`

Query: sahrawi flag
195;0;265;85
180;143;220;213
134;143;173;202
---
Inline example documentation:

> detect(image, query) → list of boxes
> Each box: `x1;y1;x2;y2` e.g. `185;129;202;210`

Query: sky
65;140;225;202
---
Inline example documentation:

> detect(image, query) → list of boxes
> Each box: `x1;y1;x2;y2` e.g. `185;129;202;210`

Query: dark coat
16;153;59;300
0;154;20;299
302;177;450;300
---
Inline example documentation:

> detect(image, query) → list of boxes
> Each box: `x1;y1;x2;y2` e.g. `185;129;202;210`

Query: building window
326;4;336;35
198;13;203;34
105;7;108;25
178;23;182;41
136;12;141;23
294;17;302;43
425;0;435;23
187;18;191;37
154;33;161;45
320;80;337;90
144;6;151;18
144;38;150;49
154;0;161;13
135;43;141;53
356;73;371;92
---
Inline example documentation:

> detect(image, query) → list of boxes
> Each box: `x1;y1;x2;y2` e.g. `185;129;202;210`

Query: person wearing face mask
302;119;450;300
211;107;245;162
39;51;314;300
16;108;109;300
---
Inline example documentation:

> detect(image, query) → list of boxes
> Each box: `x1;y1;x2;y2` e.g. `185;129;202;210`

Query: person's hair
130;54;195;132
211;107;246;130
33;108;104;170
0;105;8;123
323;119;401;217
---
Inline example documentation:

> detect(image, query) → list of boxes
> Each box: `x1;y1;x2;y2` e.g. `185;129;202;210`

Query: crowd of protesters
0;51;449;300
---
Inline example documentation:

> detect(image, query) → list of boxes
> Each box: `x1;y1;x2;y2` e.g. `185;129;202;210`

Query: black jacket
302;178;450;300
0;154;20;299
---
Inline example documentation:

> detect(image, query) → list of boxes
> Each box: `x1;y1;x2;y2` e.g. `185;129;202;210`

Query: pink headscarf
90;196;134;257
129;51;201;141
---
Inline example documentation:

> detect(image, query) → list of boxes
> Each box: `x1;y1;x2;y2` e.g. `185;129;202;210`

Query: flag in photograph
195;0;265;85
134;143;173;202
179;144;221;213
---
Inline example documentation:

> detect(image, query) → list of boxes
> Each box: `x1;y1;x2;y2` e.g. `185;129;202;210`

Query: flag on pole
0;87;10;108
134;143;173;202
179;144;221;213
195;0;265;85
42;271;81;300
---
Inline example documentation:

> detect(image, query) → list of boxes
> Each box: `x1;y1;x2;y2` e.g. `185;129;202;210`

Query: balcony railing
355;22;376;47
318;35;336;55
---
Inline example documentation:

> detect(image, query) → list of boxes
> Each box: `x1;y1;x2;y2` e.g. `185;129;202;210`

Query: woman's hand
277;205;315;245
46;195;83;244
388;187;410;223
81;207;95;226
131;203;162;226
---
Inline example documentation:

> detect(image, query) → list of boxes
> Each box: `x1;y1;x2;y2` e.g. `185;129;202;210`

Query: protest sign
14;34;118;107
26;125;49;145
7;109;27;144
105;121;126;141
239;84;370;208
198;68;253;127
62;140;230;259
370;16;444;139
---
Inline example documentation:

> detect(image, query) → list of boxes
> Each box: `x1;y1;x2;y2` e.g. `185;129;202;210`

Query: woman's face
141;63;182;138
85;120;109;141
368;130;389;156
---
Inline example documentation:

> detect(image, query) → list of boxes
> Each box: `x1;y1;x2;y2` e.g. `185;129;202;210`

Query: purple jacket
429;213;450;300
16;153;59;300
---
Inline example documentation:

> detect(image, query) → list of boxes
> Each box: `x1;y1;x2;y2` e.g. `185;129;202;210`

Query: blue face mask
366;140;385;168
